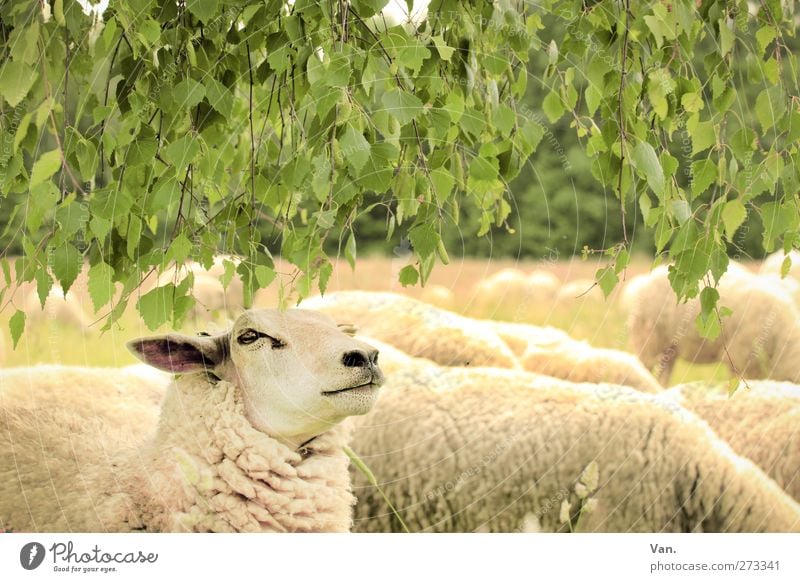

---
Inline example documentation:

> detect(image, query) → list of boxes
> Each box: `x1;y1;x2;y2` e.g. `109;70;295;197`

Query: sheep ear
338;323;358;337
127;333;229;373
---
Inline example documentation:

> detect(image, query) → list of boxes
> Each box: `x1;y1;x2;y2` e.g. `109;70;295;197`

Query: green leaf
0;60;37;107
255;265;276;288
722;200;747;240
762;202;800;253
691;159;717;197
681;92;704;113
186;0;218;22
382;89;423;125
781;256;792;278
171;77;206;110
163;135;201;172
691;121;715;156
88;261;115;312
443;90;464;122
408;223;439;258
9;310;25;348
344;232;357;270
204;78;234;118
429;167;454;203
718;21;735;57
137;284;175;331
756;25;777;55
29;150;62;187
76;139;98;180
595;266;618;298
340;124;371;174
643;5;677;49
468;154;499;182
432;35;455;61
51;243;83;294
755;86;786;132
398;265;419;287
126;216;143;259
631;142;665;199
542;90;565;123
696;286;722;340
396;36;431;74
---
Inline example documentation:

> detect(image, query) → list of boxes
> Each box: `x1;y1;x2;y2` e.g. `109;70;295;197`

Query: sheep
348;362;800;532
0;309;384;532
625;265;800;385
757;256;800;305
469;268;559;317
665;380;800;502
486;320;661;392
418;284;457;311
762;250;800;281
301;291;521;369
555;278;606;304
23;286;93;331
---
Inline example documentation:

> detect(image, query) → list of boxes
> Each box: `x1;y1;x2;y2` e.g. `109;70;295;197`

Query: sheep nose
342;349;378;368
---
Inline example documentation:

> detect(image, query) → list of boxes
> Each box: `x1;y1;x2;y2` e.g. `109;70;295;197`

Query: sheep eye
237;329;260;345
237;329;287;349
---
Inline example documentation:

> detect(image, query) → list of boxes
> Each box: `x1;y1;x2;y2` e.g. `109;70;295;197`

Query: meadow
0;254;741;386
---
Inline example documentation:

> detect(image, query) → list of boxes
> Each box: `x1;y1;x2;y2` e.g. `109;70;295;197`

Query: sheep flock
2;253;800;533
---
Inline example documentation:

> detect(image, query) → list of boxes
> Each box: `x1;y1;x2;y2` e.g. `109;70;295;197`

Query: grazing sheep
625;266;800;385
349;363;800;532
486;321;661;392
469;268;559;317
419;284;456;310
757;250;800;304
23;286;93;331
762;250;800;281
0;309;384;532
556;278;605;304
666;381;800;501
301;291;521;369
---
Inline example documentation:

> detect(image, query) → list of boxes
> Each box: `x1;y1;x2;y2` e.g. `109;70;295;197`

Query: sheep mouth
321;381;379;395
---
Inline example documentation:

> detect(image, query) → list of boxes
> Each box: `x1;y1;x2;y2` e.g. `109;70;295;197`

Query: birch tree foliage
0;0;798;343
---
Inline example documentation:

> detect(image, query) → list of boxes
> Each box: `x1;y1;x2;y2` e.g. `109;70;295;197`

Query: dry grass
0;254;760;385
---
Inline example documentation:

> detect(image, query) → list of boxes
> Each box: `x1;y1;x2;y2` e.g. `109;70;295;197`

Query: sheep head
127;308;384;448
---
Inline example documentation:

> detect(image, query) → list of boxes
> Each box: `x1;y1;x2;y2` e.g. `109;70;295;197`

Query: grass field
0;254;748;386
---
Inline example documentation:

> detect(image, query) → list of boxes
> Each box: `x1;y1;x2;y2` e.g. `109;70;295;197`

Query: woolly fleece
666;381;800;501
0;367;354;532
349;363;800;532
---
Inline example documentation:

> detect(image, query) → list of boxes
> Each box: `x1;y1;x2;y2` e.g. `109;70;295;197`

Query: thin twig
617;0;630;244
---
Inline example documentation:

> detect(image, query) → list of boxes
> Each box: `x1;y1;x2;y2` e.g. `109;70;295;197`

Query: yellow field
0;255;750;386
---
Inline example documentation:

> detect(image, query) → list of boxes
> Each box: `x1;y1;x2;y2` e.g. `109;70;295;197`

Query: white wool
23;286;93;331
625;265;800;385
302;291;521;369
350;362;800;532
486;320;661;392
469;268;559;317
666;380;800;501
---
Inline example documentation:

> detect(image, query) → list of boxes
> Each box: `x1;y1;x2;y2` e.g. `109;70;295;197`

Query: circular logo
19;542;46;570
